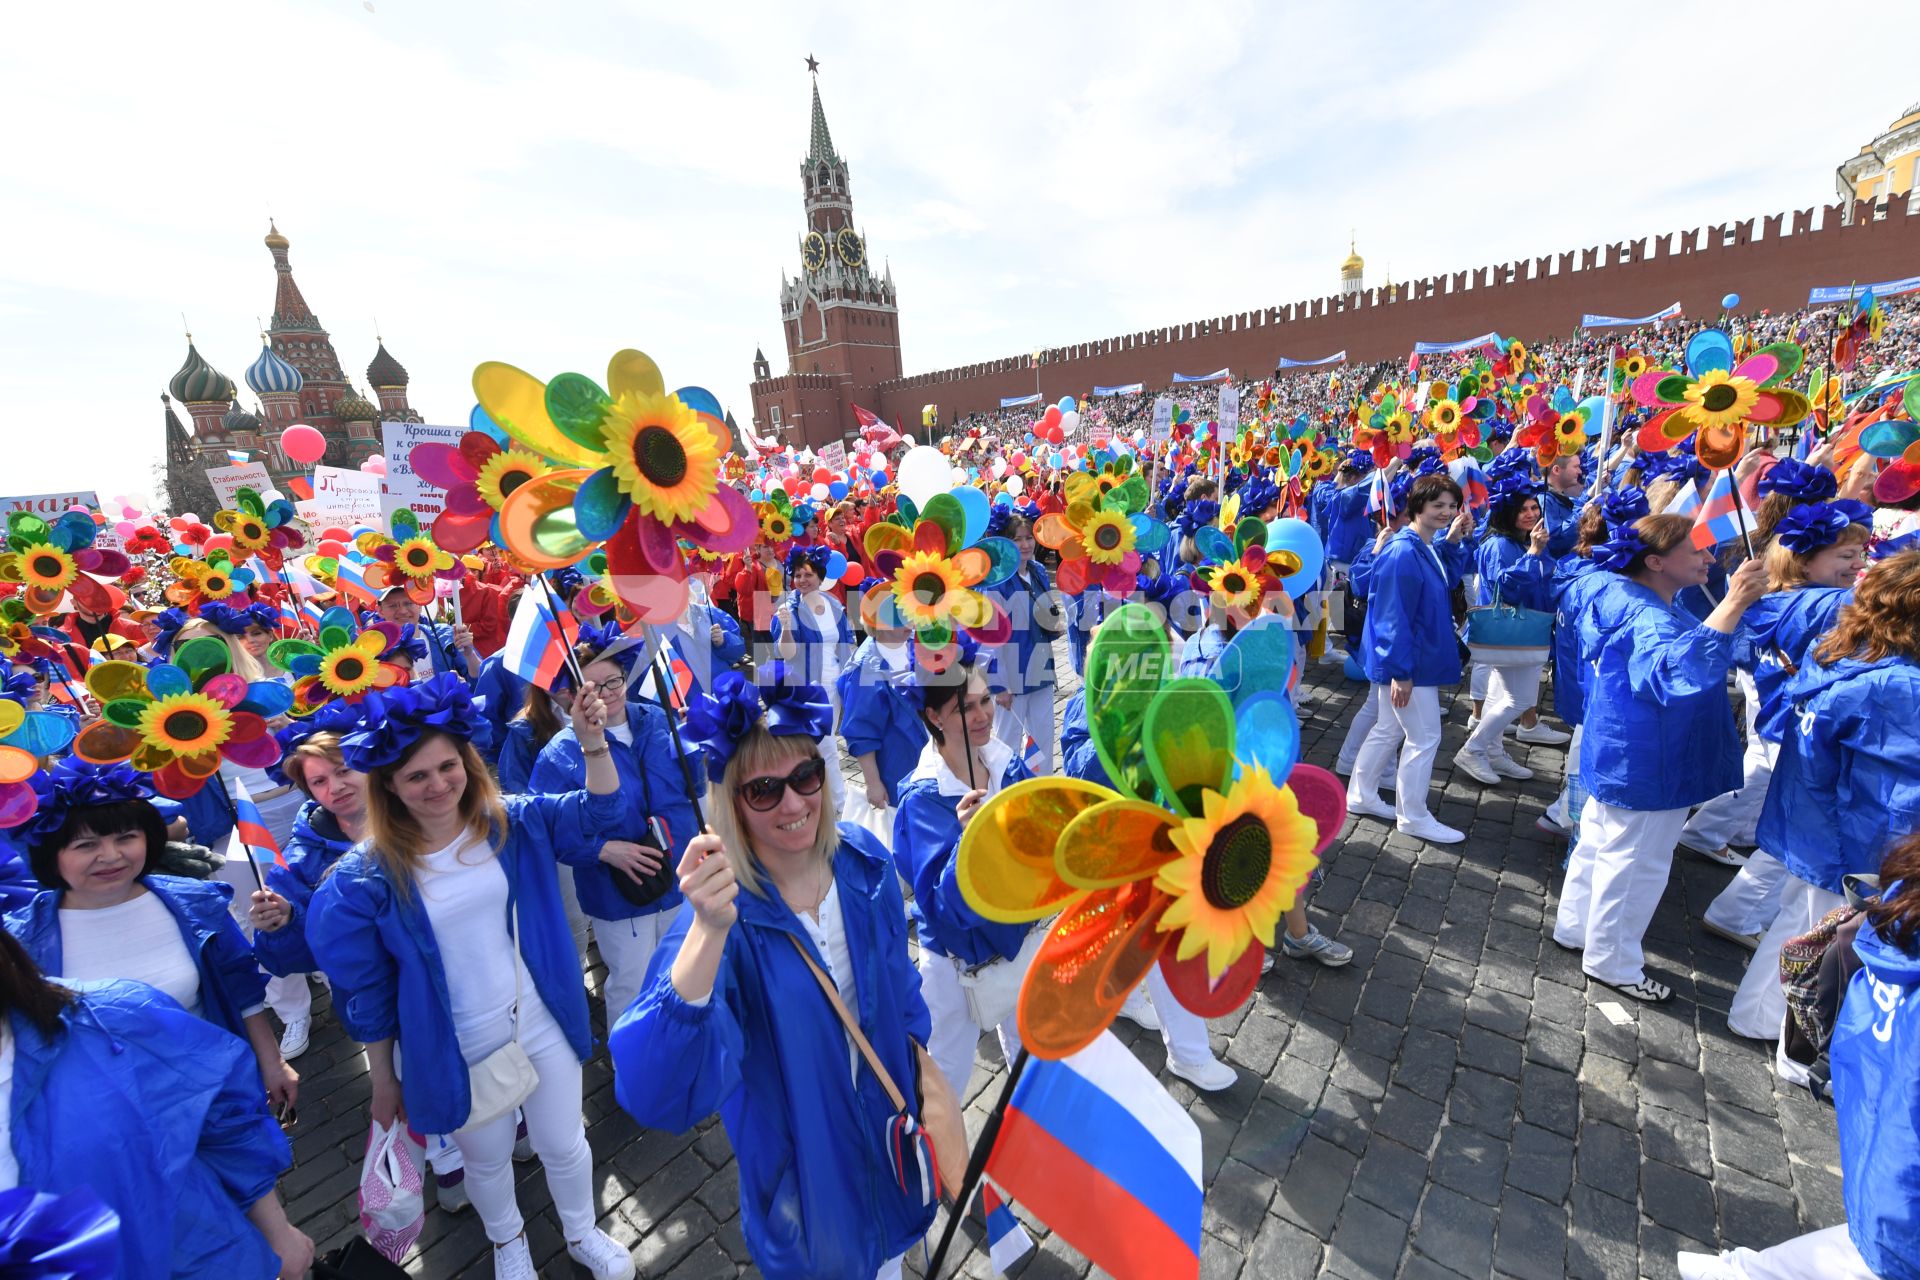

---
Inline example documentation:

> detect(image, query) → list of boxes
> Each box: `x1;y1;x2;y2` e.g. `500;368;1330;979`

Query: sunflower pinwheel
1516;388;1603;464
1035;456;1169;596
757;490;797;547
355;511;460;606
1185;509;1303;612
860;484;1019;662
72;636;293;799
0;690;78;829
1492;337;1529;380
470;348;757;621
1610;349;1654;396
265;606;415;716
164;552;253;609
0;511;132;616
407;429;553;554
212;487;305;570
1632;328;1809;466
954;607;1345;1059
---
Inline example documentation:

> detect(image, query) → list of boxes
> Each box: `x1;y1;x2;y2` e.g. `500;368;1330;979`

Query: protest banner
1150;397;1174;442
297;465;385;531
205;461;272;510
0;490;99;518
379;421;467;524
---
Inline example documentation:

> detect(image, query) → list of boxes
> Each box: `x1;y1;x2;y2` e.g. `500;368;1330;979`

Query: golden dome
264;220;289;250
1340;236;1364;279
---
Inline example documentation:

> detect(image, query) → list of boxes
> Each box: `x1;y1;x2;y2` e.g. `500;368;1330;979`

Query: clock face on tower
802;231;828;272
836;227;865;268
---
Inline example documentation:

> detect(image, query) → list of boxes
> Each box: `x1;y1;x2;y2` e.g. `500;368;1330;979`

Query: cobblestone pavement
283;651;1844;1279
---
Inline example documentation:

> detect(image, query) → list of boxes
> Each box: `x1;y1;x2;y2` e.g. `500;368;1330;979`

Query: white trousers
1682;1224;1877;1280
1349;685;1442;824
1461;662;1542;766
1555;799;1688;986
1548;724;1585;826
1705;849;1791;938
1334;687;1391;773
1144;963;1213;1065
1728;876;1845;1043
588;909;672;1029
452;995;597;1245
919;951;1023;1099
1683;674;1774;851
265;972;311;1025
1469;662;1491;702
993;689;1057;776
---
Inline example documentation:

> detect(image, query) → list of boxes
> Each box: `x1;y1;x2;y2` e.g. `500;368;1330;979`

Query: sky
3;0;1916;505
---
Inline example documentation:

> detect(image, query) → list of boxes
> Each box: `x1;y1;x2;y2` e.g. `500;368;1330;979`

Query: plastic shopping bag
842;785;895;852
358;1121;425;1262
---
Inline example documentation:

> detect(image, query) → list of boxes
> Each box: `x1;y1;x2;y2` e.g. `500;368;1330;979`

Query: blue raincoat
610;825;938;1279
1548;555;1610;727
306;790;623;1135
495;716;552;795
1576;580;1739;811
11;980;290;1280
836;640;928;808
983;560;1060;696
1323;480;1375;564
472;655;529;760
1359;529;1467;688
254;799;356;977
1744;586;1852;744
771;594;852;688
891;742;1034;966
6;875;266;1040
1540;488;1586;558
1472;534;1553;611
1754;655;1920;893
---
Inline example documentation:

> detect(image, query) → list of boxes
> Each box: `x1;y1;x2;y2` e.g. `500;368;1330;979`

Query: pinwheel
265;606;416;716
212;487;305;569
72;637;293;798
1185;510;1303;611
1517;388;1603;463
1036;456;1168;596
355;511;461;606
1832;288;1885;372
1492;336;1529;380
164;552;254;609
1859;373;1920;503
954;608;1344;1058
1610;349;1654;396
1632;328;1809;466
0;512;132;616
860;484;1018;664
470;348;757;621
407;430;553;554
0;690;78;829
757;491;798;547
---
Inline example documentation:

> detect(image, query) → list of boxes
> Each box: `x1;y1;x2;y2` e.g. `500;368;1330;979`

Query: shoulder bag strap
785;933;908;1113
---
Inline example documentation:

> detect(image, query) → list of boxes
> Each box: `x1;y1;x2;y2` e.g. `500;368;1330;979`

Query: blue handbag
1465;585;1554;665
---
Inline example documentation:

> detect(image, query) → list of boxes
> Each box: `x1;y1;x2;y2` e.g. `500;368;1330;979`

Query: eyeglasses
740;756;828;811
568;675;627;699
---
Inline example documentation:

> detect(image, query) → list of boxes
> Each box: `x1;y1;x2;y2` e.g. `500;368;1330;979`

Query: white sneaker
1347;795;1398;822
1168;1053;1238;1092
1677;1251;1738;1280
1513;721;1571;745
278;1016;310;1060
566;1229;637;1280
1118;988;1162;1032
1452;749;1502;786
1681;841;1749;868
1489;756;1533;780
493;1235;537;1280
1536;813;1571;837
1397;816;1465;845
1700;919;1762;952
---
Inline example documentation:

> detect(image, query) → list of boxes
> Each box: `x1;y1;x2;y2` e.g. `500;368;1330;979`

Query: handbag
461;901;538;1133
954;923;1048;1032
611;747;678;908
356;1121;425;1263
787;936;967;1204
1464;584;1554;668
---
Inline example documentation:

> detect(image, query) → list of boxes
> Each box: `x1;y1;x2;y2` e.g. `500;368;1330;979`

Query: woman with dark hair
1552;515;1769;1002
1455;476;1558;787
773;545;852;813
530;624;703;1025
984;513;1061;775
891;652;1041;1095
2;759;299;1111
613;674;944;1279
1737;551;1920;1075
0;928;310;1278
1345;472;1476;845
306;674;635;1280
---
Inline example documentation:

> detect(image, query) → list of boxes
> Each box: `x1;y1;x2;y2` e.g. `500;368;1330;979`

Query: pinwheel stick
1728;469;1758;561
208;783;268;894
533;573;590;692
954;666;980;792
922;1047;1032;1280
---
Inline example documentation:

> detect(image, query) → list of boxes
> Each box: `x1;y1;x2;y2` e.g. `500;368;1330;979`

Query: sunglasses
740;756;828;812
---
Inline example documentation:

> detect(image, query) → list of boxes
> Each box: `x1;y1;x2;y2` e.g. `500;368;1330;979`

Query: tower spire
807;58;837;165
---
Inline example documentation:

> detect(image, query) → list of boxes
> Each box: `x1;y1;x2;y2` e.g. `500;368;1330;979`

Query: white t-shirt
795;878;859;1082
0;1027;18;1191
806;595;845;686
59;891;202;1018
414;833;534;1061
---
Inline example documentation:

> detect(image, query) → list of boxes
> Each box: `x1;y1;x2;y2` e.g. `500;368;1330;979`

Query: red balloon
280;424;327;465
841;561;865;586
1041;405;1063;430
318;539;348;558
204;533;234;554
813;467;832;484
321;526;350;542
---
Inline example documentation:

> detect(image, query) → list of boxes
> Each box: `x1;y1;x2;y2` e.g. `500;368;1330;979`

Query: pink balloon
280;424;326;465
318;539;348;558
204;533;234;554
361;455;388;477
179;512;199;524
114;521;136;538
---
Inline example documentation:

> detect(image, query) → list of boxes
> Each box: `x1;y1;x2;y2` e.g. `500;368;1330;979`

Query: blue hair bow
1757;458;1838;504
267;699;368;788
338;673;492;773
1591;526;1649;574
783;543;831;583
198;601;279;636
17;759;155;854
149;607;189;660
1774;500;1871;555
683;667;833;783
1600;487;1652;529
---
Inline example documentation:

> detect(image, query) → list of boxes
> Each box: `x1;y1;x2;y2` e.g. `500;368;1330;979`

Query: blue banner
1580;301;1682;328
1091;383;1144;397
998;393;1043;408
1170;369;1230;384
1274;351;1346;370
1411;332;1499;355
1808;275;1920;305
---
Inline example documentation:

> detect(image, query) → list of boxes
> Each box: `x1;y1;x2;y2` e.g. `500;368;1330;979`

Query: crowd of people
0;289;1916;1279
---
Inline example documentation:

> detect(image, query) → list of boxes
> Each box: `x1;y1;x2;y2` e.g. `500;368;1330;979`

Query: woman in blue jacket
3;759;299;1114
1346;473;1476;845
837;618;927;839
531;628;703;1026
1552;515;1769;1003
984;514;1061;774
1679;837;1920;1280
612;675;939;1280
1739;551;1920;1068
305;674;636;1280
0;933;310;1279
891;653;1040;1096
1456;477;1557;787
1332;476;1411;775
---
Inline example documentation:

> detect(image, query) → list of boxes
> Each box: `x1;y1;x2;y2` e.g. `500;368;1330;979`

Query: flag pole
1727;468;1757;561
209;781;268;894
638;622;710;831
922;1047;1032;1280
533;572;589;691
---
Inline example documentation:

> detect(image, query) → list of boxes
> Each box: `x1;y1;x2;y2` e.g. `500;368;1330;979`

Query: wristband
581;743;613;759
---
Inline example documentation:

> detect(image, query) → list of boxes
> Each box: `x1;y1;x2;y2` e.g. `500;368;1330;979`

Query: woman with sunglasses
891;649;1041;1096
530;626;703;1025
306;674;636;1280
611;670;941;1280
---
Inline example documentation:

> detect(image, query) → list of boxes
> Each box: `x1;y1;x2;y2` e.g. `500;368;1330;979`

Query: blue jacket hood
1831;901;1920;1280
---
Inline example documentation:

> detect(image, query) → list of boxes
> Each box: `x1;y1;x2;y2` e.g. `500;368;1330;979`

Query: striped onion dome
222;399;261;434
246;343;303;395
169;342;232;403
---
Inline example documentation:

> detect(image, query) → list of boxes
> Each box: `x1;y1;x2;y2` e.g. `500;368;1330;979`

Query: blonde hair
1764;523;1869;591
285;732;348;797
708;726;836;900
173;618;270;682
363;731;509;900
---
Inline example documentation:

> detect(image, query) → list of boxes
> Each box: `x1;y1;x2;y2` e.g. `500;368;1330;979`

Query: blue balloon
825;551;849;580
750;488;766;502
828;481;849;501
1049;452;1064;468
993;492;1012;507
1058;396;1077;413
951;485;991;546
1265;517;1325;598
869;468;888;486
1721;292;1741;309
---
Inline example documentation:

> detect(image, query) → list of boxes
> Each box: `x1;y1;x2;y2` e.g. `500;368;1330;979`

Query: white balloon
897;445;949;508
810;482;829;500
1006;475;1026;497
1061;410;1080;436
261;490;285;504
951;466;968;485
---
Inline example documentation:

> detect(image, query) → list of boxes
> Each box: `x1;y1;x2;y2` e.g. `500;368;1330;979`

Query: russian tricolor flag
500;587;580;691
1690;470;1744;549
227;774;285;867
1665;477;1703;518
1449;455;1490;510
333;555;378;607
985;1032;1202;1279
